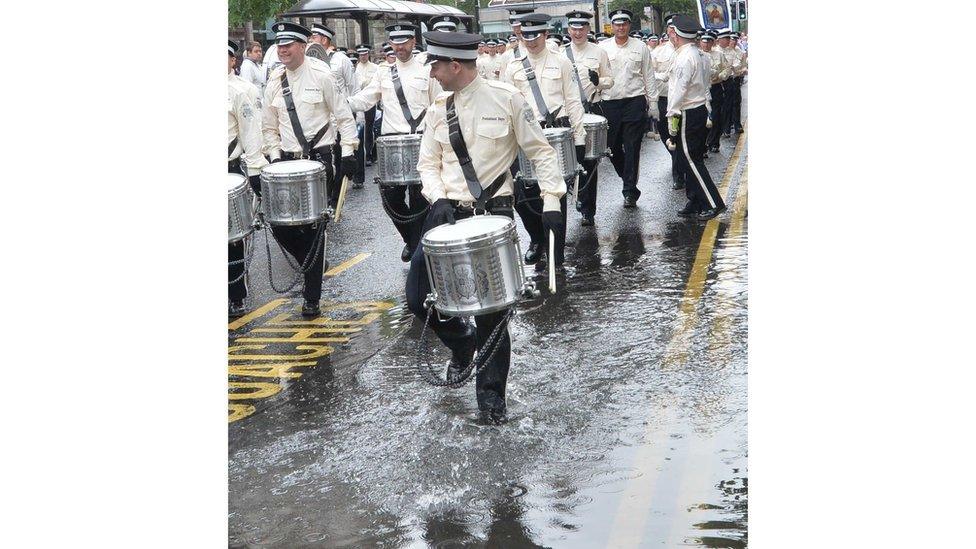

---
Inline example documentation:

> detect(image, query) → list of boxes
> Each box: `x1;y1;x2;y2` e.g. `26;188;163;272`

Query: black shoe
301;299;321;318
401;244;413;262
534;254;547;272
677;201;697;217
736;127;744;134
696;208;722;221
228;300;246;318
365;159;374;167
623;197;637;208
672;180;685;190
581;215;594;227
352;180;364;189
709;146;720;153
479;408;508;425
524;242;542;263
722;133;731;139
575;200;584;213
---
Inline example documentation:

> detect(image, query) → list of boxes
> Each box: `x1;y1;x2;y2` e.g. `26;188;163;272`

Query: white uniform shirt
502;46;585;146
651;40;676;98
327;49;357;97
705;48;732;84
599;36;655;106
729;45;747;77
666;43;708;116
418;77;566;212
347;55;442;134
228;73;268;176
262;45;281;80
240;58;266;103
262;60;359;159
566;40;613;105
355;60;379;92
477;53;503;81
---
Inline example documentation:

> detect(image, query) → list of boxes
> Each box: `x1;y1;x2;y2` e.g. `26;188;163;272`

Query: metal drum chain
416;305;515;388
263;217;328;294
379;184;431;224
227;235;256;285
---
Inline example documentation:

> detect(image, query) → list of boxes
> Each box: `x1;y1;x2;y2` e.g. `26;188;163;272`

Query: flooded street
229;115;748;547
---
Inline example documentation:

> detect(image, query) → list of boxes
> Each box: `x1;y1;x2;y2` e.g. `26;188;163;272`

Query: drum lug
521;280;540;299
423;293;438;311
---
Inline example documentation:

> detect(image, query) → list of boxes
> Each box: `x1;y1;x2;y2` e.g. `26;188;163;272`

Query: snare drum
260;160;329;225
422;215;525;316
375;134;422;186
517;127;577;184
582;113;608;160
228;173;254;243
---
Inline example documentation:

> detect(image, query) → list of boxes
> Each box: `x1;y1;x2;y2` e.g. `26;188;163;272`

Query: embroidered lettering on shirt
303;87;321;92
481;116;505;122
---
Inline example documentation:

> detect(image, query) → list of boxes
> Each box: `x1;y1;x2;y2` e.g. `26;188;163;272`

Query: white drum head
583;113;607;125
227;173;247;192
543;127;572;138
262;159;324;175
425;215;512;244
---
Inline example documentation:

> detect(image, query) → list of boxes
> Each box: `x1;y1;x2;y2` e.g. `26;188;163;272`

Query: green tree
229;0;293;28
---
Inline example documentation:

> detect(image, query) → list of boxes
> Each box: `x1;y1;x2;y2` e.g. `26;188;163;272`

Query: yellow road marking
228;403;255;422
607;131;747;547
325;252;371;277
227;297;288;331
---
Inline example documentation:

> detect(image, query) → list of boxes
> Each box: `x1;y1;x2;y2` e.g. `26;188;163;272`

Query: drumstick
334;176;349;222
548;230;556;294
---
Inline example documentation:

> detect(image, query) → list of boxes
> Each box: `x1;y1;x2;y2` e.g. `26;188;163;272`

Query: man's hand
541;211;565;266
588;69;599;87
340;155;357;175
247;174;262;197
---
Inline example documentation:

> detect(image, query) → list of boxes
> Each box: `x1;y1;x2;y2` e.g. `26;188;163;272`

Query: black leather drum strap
519;54;552;124
280;71;330;155
228;138;238;158
564;45;589;108
445;94;482;200
391;64;426;134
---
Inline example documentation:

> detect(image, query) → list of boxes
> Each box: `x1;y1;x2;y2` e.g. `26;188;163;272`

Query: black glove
424;198;456;233
541;210;566;266
588;69;599;87
247;174;262;197
575;145;586;164
340;155;357;176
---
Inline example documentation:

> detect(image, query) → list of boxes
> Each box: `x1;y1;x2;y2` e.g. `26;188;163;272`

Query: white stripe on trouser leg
681;110;716;209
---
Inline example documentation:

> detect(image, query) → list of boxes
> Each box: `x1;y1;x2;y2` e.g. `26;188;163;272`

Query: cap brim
522;33;543;41
389;37;411;44
276;38;297;45
568;23;586;29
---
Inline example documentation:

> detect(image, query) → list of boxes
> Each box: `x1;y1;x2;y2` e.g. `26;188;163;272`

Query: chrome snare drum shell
422;215;525;317
259;160;329;226
517;127;577;183
375;134;422;186
228;173;254;243
582;113;608;160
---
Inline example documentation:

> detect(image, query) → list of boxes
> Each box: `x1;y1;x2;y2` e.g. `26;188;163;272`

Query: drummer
347;23;443;262
564;10;613;227
228;39;269;318
500;13;584;271
406;31;566;424
262;21;359;318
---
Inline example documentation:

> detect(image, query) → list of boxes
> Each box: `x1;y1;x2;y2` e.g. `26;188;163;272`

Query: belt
281;147;331;161
452;195;513;212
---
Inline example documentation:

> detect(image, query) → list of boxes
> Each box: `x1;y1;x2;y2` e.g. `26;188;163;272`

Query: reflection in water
229;210;748;547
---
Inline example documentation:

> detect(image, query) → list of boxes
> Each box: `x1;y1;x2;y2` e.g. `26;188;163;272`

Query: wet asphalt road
229;98;748;548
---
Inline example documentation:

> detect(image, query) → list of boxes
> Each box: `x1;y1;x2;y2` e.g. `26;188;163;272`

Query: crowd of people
227;9;748;423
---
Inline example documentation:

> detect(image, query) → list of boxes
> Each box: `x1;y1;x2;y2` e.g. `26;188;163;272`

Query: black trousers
724;77;743;134
515;178;568;264
269;221;327;303
577;156;600;219
228;160;249;303
331;142;347;207
364;106;377;162
381;184;428;251
405;204;515;412
675;105;726;213
706;83;726;149
657;96;682;187
603;95;648;200
274;151;333;303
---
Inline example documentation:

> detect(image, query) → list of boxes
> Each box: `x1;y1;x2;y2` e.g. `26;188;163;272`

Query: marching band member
262;22;359;318
599;9;656;208
667;15;726;221
501;13;584;271
347;23;442;262
653;15;682;190
354;43;379;183
405;31;566;424
701;30;732;153
564;9;613;226
228;40;269;318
